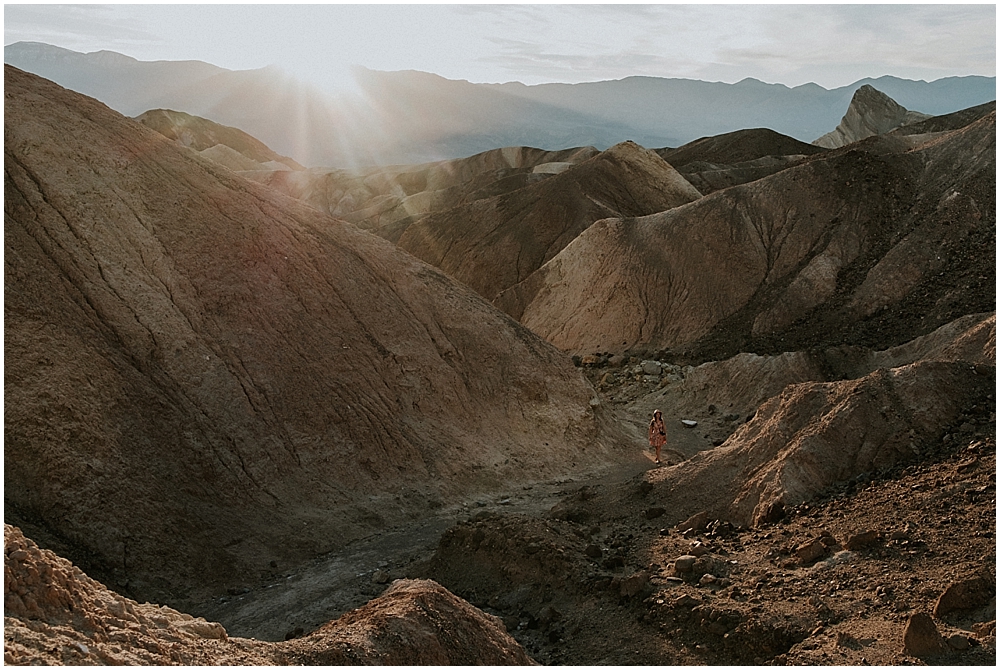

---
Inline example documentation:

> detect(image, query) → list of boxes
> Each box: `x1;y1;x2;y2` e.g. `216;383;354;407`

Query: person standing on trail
648;409;667;465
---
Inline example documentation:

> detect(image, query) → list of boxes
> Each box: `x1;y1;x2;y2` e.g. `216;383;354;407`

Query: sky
4;2;996;95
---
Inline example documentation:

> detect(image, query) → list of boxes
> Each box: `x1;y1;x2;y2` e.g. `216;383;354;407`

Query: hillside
248;145;601;230
134;108;304;171
3;525;533;665
655;127;828;195
4;64;624;608
495;105;995;360
392;141;702;301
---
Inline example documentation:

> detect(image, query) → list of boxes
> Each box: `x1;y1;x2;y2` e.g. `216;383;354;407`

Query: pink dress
648;416;667;448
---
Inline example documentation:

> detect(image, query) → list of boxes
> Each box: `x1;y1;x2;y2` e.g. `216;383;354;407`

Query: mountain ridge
5;41;994;167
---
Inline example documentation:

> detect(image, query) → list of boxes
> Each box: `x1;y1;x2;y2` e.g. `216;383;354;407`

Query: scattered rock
537;605;561;628
689;542;710;557
620;571;650;598
641;360;661;375
584;544;603;559
972;620;996;639
845;530;880;550
681;419;698;428
795;538;827;564
902;612;945;657
645;507;665;520
676;511;710;533
947;633;970;651
674;555;698;573
690;556;721;579
372;570;391;584
673;594;699;609
933;573;995;617
176;620;228;641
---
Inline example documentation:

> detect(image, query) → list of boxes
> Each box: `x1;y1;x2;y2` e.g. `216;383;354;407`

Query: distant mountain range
5;41;996;167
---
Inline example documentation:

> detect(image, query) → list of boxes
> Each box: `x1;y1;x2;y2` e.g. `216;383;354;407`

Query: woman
648;409;667;465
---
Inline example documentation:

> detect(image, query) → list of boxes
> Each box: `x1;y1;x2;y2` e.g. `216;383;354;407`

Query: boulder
620;571;650;597
933;573;995;617
902;612;945;657
796;538;827;565
674;555;698;573
641;360;662;375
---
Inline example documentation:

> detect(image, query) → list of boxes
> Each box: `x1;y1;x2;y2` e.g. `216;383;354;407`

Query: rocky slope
419;307;994;665
394;141;702;301
496;105;994;360
813;85;932;149
4;65;624;607
3;525;534;665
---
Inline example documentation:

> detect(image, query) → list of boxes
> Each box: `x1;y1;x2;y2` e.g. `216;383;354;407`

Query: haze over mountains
5;41;996;167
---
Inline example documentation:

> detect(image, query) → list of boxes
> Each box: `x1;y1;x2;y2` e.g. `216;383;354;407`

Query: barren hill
658;128;826;167
247;145;600;231
496;106;995;359
4;65;622;606
891;100;996;137
813;85;931;149
134;108;304;171
654;128;828;195
392;141;702;301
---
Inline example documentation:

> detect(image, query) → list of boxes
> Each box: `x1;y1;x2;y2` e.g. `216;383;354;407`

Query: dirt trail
190;452;652;642
189;367;720;643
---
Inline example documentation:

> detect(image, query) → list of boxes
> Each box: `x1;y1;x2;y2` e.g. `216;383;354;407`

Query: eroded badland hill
4;65;996;666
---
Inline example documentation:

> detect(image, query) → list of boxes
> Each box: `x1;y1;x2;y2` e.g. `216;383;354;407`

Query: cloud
5;4;994;90
4;5;163;50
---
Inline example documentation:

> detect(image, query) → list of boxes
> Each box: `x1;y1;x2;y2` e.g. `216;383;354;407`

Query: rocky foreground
3;525;533;665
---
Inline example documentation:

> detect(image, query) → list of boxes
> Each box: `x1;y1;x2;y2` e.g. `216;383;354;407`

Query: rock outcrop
4;64;616;603
813;85;931;148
